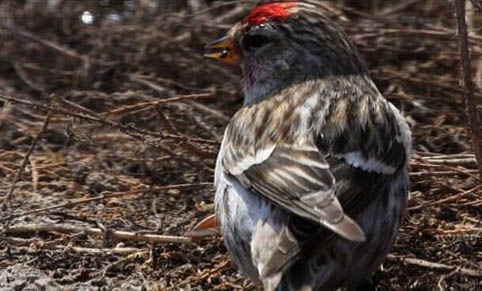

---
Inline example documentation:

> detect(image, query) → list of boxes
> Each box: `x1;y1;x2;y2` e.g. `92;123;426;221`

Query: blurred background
0;1;481;290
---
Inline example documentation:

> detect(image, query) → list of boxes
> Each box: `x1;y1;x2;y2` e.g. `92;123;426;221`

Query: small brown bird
204;2;411;290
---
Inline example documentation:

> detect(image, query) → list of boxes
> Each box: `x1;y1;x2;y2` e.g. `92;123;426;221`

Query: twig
429;185;482;206
0;20;89;64
0;100;12;128
381;0;421;16
458;198;482;207
29;157;39;192
166;260;231;291
128;74;169;94
421;158;477;166
409;170;478;177
179;1;251;18
354;27;482;43
417;153;475;159
1;95;57;211
437;268;460;291
0;95;219;145
333;4;392;24
11;61;46;93
154;104;217;159
2;183;211;221
7;94;213;165
455;0;482;179
5;223;194;244
470;0;482;10
174;2;250;43
387;255;482;277
93;250;149;276
129;74;230;122
375;70;482;99
154;104;181;135
187;101;231;122
55;97;186;159
130;73;210;94
407;185;482;210
68;246;148;256
102;93;212;117
190;115;223;142
410;161;481;181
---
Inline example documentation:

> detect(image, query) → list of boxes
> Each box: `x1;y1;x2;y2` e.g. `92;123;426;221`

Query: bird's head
204;2;368;105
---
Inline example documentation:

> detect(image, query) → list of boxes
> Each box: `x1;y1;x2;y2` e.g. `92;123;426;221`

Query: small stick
154;103;181;135
2;183;210;221
409;185;482;210
5;223;194;244
387;255;482;277
191;115;223;142
101;93;212;117
415;152;475;158
11;61;46;93
187;101;231;122
455;0;482;179
421;158;477;166
429;184;482;206
0;95;218;145
409;170;478;177
93;250;149;276
410;161;480;181
352;28;482;44
0;21;93;65
458;198;482;207
380;0;421;16
68;246;147;256
129;74;230;122
1;95;57;211
29;157;39;192
154;104;216;159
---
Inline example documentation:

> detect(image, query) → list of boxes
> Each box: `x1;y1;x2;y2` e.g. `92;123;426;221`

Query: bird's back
215;78;410;290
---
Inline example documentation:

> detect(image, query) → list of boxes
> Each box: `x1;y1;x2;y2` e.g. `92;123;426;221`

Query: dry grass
0;0;481;290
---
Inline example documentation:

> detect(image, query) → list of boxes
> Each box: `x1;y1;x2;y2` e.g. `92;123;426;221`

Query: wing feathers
322;214;366;242
226;145;366;242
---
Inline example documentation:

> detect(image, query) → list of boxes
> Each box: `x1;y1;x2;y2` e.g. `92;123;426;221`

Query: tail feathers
262;272;283;291
251;222;300;290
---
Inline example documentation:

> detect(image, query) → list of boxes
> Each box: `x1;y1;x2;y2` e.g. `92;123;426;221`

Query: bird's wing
222;141;366;242
222;133;405;285
220;88;410;284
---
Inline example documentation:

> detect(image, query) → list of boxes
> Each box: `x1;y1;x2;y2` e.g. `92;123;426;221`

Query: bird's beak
204;35;240;65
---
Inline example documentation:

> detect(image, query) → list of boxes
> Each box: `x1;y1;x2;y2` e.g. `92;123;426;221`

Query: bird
204;2;411;290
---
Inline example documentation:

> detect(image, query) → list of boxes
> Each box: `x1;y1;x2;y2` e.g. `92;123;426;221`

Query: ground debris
0;0;481;290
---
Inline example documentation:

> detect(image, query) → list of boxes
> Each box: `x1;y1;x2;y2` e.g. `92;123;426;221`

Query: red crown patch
243;2;298;26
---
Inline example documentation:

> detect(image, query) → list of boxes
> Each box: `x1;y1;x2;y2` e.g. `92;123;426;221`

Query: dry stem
1;95;57;211
455;0;482;178
387;255;482;277
2;183;210;221
5;223;194;245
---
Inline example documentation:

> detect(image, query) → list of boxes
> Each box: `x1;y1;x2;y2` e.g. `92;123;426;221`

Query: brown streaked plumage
206;2;411;290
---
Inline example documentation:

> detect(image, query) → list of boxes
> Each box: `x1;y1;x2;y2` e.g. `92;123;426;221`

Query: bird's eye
242;34;271;51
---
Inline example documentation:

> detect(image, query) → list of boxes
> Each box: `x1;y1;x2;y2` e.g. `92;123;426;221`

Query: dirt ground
0;0;481;290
